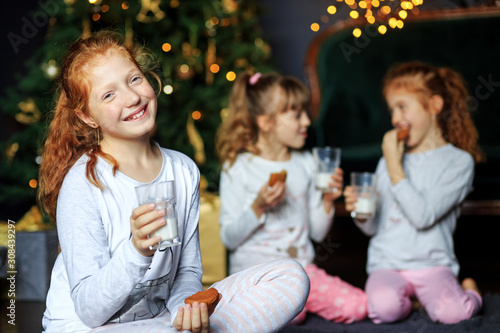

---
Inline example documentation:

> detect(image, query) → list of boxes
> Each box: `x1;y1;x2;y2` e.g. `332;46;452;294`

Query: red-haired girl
344;61;483;324
39;30;309;333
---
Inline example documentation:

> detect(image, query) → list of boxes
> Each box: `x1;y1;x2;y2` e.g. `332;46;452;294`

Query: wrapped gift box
199;193;227;288
16;230;58;301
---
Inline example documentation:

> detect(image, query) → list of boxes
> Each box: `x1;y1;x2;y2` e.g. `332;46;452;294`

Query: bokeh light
226;71;236;81
162;43;172;52
192;110;202;120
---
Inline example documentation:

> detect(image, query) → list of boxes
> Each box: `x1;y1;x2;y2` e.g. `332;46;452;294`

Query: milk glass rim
135;180;176;205
312;146;341;152
350;171;376;177
134;179;175;190
350;172;377;186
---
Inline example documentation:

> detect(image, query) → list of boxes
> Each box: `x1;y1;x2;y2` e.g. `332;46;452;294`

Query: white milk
152;217;178;241
354;197;376;219
315;172;333;191
150;201;180;249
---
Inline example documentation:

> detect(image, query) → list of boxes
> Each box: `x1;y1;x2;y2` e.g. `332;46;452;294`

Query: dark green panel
309;14;500;199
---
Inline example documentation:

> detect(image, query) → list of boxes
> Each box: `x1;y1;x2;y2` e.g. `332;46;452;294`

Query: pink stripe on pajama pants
89;258;309;332
365;266;482;324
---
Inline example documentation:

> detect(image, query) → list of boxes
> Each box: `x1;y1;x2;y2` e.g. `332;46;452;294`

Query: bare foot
462;278;481;295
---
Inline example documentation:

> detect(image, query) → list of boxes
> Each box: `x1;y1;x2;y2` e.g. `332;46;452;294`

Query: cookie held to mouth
397;127;410;141
269;170;287;186
185;287;220;313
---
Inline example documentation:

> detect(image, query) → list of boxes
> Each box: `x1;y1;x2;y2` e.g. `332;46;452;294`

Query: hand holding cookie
174;288;222;332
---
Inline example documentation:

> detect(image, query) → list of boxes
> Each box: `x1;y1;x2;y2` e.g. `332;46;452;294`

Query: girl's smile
82;50;158;144
123;104;148;122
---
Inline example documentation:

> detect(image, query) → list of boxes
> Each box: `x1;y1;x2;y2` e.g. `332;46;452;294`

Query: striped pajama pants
89;259;309;333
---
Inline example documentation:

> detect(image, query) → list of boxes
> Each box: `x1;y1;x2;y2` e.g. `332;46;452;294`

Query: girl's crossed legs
365;267;482;324
90;258;309;333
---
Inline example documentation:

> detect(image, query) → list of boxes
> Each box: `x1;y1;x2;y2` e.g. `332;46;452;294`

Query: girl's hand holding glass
130;203;166;257
322;167;343;214
343;185;358;213
322;167;344;201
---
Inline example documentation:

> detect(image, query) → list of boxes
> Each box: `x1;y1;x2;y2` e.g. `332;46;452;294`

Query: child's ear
256;115;272;132
429;95;444;115
76;111;98;128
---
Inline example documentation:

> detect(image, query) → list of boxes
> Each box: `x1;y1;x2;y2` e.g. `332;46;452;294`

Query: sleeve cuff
391;177;409;194
124;238;154;267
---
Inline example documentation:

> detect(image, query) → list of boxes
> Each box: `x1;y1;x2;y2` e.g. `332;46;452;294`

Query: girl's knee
424;287;481;324
271;259;310;304
426;301;476;324
343;296;368;323
315;286;368;323
274;259;309;283
367;286;411;323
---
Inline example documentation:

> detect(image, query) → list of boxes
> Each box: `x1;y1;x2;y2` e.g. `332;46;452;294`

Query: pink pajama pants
365;266;482;324
292;264;367;324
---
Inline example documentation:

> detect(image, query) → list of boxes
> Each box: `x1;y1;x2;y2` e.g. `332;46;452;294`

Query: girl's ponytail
436;67;484;163
216;72;263;167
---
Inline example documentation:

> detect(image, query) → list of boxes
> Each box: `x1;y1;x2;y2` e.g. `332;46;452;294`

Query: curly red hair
383;61;484;163
38;30;159;222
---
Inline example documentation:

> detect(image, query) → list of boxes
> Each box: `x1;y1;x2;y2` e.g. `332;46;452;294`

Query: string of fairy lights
16;0;423;191
311;0;424;37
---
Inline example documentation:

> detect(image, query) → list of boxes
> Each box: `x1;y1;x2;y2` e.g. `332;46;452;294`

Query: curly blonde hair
383;61;484;163
38;30;160;222
216;72;309;167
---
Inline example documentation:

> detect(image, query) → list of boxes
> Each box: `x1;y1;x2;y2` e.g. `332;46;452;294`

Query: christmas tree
1;0;276;222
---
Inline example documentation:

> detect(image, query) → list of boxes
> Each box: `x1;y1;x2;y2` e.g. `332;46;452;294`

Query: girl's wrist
385;159;405;185
322;199;334;215
251;202;266;219
388;166;405;185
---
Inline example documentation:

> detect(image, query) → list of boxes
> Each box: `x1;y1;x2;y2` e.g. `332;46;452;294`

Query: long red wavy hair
38;30;159;222
383;61;484;163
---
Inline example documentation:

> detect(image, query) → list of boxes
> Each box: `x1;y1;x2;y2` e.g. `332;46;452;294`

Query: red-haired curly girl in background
344;61;483;324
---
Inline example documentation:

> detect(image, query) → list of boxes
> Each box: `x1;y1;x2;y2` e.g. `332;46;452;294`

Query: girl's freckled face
86;51;157;143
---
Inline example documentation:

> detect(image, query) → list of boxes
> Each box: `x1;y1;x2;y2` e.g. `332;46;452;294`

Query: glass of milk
135;180;181;250
312;147;341;192
350;172;377;222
